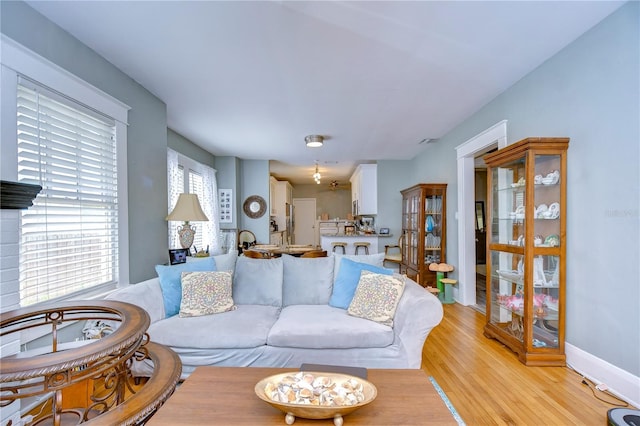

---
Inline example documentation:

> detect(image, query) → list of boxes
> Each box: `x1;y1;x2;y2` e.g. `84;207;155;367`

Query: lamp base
177;223;196;250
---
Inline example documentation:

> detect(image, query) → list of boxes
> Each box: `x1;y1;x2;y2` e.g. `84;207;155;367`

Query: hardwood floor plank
421;303;632;425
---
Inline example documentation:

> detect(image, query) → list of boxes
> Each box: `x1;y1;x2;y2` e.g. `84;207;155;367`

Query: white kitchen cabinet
269;176;278;215
350;164;377;215
271;179;293;232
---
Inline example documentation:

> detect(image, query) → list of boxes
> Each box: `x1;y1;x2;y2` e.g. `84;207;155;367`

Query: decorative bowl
255;371;377;426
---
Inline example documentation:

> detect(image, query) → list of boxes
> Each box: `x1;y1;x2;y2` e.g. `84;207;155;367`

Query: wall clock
243;195;267;219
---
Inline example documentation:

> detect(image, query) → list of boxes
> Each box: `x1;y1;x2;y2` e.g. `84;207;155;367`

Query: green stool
440;278;457;304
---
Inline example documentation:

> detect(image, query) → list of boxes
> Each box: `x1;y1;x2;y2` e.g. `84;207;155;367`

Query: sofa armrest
107;278;165;324
392;279;443;368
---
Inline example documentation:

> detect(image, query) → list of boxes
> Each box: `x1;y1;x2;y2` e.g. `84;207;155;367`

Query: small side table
440;278;457;304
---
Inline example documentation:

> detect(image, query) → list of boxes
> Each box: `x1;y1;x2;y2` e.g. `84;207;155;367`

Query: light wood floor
421;303;631;425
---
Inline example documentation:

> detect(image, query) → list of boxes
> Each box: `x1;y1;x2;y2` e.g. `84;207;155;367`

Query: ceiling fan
328;180;350;191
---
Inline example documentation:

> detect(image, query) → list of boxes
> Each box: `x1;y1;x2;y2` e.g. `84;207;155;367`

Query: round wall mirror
243;195;267;218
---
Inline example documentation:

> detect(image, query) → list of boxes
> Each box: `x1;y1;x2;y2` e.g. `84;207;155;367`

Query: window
167;149;220;254
17;80;119;306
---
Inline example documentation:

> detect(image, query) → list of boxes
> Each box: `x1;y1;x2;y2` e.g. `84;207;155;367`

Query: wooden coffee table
147;367;457;425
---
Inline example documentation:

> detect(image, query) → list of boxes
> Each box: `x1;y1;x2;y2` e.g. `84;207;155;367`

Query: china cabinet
483;137;569;366
400;183;447;288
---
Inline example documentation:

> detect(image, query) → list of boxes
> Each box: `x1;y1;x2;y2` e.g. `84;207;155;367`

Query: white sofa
108;251;443;379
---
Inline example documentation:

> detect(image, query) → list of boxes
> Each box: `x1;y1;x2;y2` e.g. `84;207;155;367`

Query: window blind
17;81;119;306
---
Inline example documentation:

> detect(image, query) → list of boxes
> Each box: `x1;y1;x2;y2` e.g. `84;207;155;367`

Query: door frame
455;121;508;305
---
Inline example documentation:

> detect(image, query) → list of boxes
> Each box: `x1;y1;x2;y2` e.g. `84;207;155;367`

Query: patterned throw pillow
179;271;236;317
347;271;406;327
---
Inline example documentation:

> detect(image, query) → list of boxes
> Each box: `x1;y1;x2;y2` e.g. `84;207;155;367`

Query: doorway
293;198;316;246
455;121;507;306
474;168;488;312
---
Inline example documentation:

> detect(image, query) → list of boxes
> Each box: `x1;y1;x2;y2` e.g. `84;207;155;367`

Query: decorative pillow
155;257;216;318
179;271;236;317
329;258;392;309
347;271;406;327
332;252;385;281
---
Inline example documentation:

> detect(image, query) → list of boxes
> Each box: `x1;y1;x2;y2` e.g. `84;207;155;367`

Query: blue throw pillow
155;257;216;317
329;258;392;309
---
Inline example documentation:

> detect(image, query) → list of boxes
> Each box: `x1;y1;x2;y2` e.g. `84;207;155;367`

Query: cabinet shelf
483;137;568;366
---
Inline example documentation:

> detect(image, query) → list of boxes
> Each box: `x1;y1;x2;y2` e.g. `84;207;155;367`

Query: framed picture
219;189;233;223
169;248;189;265
379;228;390;235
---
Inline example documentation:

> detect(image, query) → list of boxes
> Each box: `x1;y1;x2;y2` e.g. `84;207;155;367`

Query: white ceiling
26;1;623;184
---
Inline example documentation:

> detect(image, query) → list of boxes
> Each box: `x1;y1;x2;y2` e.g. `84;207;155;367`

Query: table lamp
166;193;209;249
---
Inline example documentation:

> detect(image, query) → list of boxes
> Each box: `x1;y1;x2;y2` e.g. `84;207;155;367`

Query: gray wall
168;128;215;168
375;160;414;248
239;160;270;244
214;156;241;231
292;184;352;220
405;2;639;375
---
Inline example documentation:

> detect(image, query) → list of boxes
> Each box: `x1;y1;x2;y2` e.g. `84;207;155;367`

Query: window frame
169;152;213;252
1;35;130;307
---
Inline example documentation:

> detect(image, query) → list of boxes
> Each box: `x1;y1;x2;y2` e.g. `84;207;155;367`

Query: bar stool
354;242;370;255
331;242;347;254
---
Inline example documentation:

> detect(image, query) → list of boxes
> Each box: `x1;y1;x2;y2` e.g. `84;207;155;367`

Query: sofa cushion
212;250;238;274
148;304;281;349
233;256;283;306
348;271;406;327
107;279;166;323
282;254;335;306
332;252;385;281
155;257;217;318
179;271;236;317
268;305;394;349
329;258;392;309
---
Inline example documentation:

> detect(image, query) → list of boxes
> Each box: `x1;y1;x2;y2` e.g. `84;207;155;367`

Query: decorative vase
177;223;196;249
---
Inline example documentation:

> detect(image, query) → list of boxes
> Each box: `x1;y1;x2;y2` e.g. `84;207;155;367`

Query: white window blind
17;80;119;306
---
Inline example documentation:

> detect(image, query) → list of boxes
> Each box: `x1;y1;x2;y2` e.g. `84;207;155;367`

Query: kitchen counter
320;234;393;255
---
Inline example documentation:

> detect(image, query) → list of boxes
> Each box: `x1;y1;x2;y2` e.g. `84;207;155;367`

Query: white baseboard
566;342;640;408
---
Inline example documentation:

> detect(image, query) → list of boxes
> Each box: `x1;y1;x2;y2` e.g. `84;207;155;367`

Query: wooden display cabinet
483;137;569;366
400;183;447;288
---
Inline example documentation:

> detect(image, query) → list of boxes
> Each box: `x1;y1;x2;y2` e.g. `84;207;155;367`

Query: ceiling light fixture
305;135;324;148
313;162;321;184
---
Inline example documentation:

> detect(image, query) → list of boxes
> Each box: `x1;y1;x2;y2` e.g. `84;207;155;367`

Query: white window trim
1;35;131;294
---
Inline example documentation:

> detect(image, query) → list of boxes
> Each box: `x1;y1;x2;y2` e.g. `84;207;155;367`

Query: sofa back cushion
282;255;335;306
213;250;238;274
233;255;283;306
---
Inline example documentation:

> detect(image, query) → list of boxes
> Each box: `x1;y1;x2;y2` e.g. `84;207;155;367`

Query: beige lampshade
166;193;209;222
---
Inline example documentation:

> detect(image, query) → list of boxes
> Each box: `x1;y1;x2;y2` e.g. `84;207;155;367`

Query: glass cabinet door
531;254;560;349
490;157;526;246
489;250;525;342
424;194;443;265
533;154;562;248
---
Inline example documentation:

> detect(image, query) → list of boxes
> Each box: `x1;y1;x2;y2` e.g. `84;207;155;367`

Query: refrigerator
286;203;295;245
